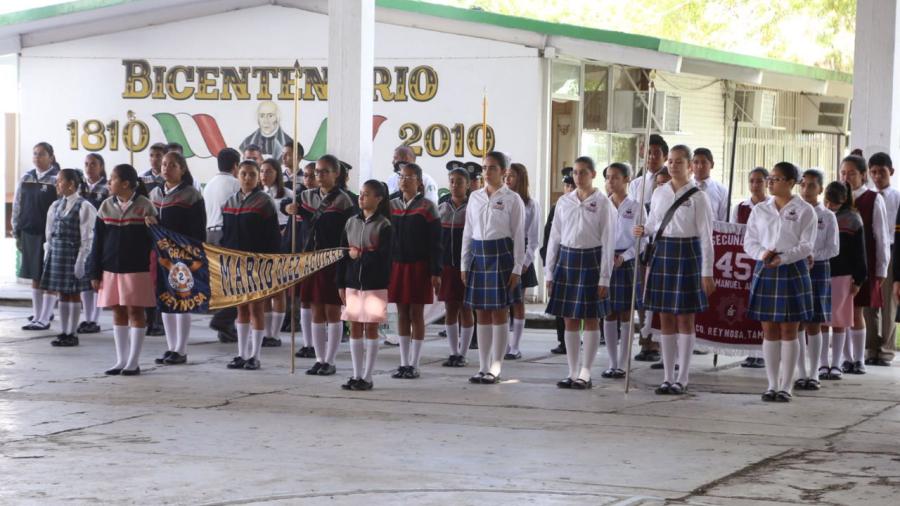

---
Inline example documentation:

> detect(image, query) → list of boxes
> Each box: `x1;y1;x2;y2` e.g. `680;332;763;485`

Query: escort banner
150;225;345;312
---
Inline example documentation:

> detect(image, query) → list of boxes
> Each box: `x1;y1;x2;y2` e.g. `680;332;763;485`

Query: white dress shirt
44;193;97;269
523;199;541;269
544;188;617;286
202;172;241;228
744;195;817;266
627;170;659;208
852;186;890;277
693;176;729;222
811;203;840;262
386;171;439;205
611;195;647;263
461;185;526;275
644;181;715;277
264;185;289;226
877;186;900;246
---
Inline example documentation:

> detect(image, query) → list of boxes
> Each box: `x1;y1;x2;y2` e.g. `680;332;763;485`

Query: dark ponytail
362;179;390;218
59;168;85;194
825;180;853;214
112;163;148;198
35;141;58;170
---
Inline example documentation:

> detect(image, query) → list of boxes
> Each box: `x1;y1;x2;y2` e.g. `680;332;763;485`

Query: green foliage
429;0;856;73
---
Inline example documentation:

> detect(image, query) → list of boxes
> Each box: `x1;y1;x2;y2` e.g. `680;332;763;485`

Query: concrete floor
1;305;899;505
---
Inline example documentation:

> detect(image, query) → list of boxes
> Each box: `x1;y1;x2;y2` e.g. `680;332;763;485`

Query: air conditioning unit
613;90;682;133
734;90;777;128
800;96;851;133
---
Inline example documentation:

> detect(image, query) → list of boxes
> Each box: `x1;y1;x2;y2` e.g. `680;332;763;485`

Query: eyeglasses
766;176;787;183
397;175;418;181
314;169;332;176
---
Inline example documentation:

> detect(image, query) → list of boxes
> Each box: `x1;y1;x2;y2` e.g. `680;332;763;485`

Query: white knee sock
300;308;313;347
399;335;411;367
31;288;44;322
263;312;273;337
459;326;474;357
363;338;379;381
161;312;178;351
660;334;677;384
476;324;493;374
807;332;822;380
176;313;191;355
675;333;694;386
124;326;145;371
603;320;619;370
779;339;799;393
270;312;285;339
325;322;342;364
349;338;364;378
410;338;424;368
579;329;601;381
111;325;129;369
38;292;57;324
250;328;264;360
796;330;808;379
59;301;71;334
66;302;80;335
831;330;846;368
312;322;327;363
80;290;96;323
564;330;581;379
509;318;525;354
843;332;853;362
446;324;459;355
763;340;781;391
819;329;830;369
490;323;509;376
851;328;866;362
618;320;632;371
236;322;251;360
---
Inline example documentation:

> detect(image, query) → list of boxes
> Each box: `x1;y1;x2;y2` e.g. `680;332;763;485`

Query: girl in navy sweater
78;153;109;335
222;160;282;371
147;151;206;366
439;167;474;366
337;180;393;390
388;163;442;379
91;164;157;376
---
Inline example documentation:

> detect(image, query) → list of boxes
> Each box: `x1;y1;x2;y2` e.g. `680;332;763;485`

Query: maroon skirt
388;260;434;304
853;277;883;308
438;265;465;302
299;264;342;305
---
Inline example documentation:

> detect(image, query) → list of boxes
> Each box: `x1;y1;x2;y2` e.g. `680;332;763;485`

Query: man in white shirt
865;152;898;366
203;147;242;343
386;146;439;205
691;147;729;222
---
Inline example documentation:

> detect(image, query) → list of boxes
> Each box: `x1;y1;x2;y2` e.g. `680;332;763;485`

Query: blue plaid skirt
545;245;610;319
464;238;523;310
609;251;642;312
644;237;708;315
747;259;814;322
39;199;92;294
808;260;832;323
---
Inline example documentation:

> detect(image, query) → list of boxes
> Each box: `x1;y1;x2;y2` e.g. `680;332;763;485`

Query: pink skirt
341;288;388;324
98;271;157;308
829;275;854;328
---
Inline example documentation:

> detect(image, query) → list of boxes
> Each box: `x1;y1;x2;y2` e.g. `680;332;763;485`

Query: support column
851;0;900;171
327;0;375;190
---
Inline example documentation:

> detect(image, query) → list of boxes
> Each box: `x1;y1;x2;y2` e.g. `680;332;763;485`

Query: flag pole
482;89;488;162
127;110;136;167
624;80;655;394
290;60;301;375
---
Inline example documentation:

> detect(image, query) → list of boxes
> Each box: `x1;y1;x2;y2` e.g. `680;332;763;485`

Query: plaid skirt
644;237;708;315
808;260;832;323
464;238;522;310
609;256;642;312
545;245;610;320
40;247;92;294
747;259;813;322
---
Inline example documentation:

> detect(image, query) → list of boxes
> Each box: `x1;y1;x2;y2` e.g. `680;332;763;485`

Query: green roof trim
0;0;853;84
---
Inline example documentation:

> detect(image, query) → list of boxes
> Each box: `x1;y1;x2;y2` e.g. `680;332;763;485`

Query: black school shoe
294;346;315;358
22;321;50;331
557;377;574;388
341;378;359;390
121;367;141;376
243;357;260;370
571;378;592;390
403;367;420;379
155;351;174;364
761;390;777;402
634;349;660;362
104;367;122;376
351;378;374;391
655;382;672;395
550;344;567;355
392;366;410;379
469;372;485;384
51;334;79;347
306;362;324;375
78;321;101;334
164;352;187;365
841;360;854;374
262;336;282;347
775;391;792;402
851;361;866;375
442;355;457;367
504;351;522;360
146;323;165;337
479;373;500;384
316;363;336;376
227;357;247;369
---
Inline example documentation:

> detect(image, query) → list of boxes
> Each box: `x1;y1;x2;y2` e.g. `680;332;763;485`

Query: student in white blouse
460;151;525;385
691;148;729;222
865;153;898;366
795;169;840;391
544;157;617;389
634;145;715;396
504;163;540;360
628;134;669;209
744;162;817;403
839;155;890;375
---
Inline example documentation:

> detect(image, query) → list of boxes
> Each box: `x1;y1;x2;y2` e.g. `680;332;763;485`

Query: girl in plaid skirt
794;169;839;391
601;162;646;379
39;169;97;347
744;162;817;402
461;151;526;384
504;163;541;360
545;157;617;389
633;145;716;396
